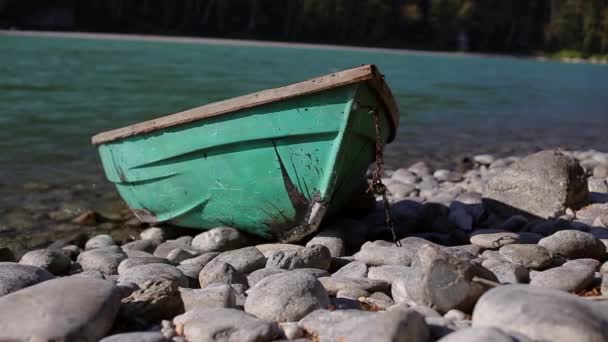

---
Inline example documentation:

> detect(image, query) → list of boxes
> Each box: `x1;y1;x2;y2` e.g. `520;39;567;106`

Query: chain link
367;108;401;247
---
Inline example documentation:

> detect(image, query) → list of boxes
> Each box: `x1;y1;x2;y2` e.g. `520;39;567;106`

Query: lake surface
2;33;608;206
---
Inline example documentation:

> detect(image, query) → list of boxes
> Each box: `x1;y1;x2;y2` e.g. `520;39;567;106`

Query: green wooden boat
92;65;399;242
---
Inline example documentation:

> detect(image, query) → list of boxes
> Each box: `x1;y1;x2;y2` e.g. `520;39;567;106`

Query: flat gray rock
117;256;172;275
298;309;430;342
483;150;588;219
255;243;304;258
318;277;389;295
154;241;190;259
498;244;553;270
469;231;519;249
117;263;189;288
173;308;281;342
538;230;607;260
191;227;250;253
0;277;121;342
353;241;412;266
530;266;595;292
437;327;517;342
198;259;248;290
332;260;368;278
0;262;54;296
214;246;266;274
99;332;167;342
167;248;199;264
368;265;413;284
179;252;219;266
245;271;330;322
487;262;529;284
121;239;158;253
266;245;331;271
180;284;236;311
472;285;608;342
19;248;71;275
563;258;601;270
77;246;127;275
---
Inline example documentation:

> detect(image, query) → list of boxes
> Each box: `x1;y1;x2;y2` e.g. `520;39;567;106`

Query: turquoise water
2;34;608;193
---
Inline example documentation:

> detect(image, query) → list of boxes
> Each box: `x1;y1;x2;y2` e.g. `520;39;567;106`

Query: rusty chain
367;108;401;247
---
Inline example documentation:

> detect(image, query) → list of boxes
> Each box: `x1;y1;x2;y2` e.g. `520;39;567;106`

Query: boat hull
98;83;392;241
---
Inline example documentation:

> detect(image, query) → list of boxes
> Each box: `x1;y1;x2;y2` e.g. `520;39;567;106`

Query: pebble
498;244;553;269
99;332;167;342
179;283;236;310
486;262;529;284
121;239;158;253
404;244;497;313
266;245;331;271
538;230;607;260
173;308;281;342
332;260;368;278
353;241;412;266
139;227;166;243
437;327;519;342
255;243;304;258
77;246;128;275
119;280;183;324
529;266;595;292
0;262;54;296
0;277;121;342
469;230;519;249
367;265;412;284
153;241;191;258
214;246;267;273
117;256;172;275
117;263;189;288
298;309;430;342
472;285;608;342
198;259;249;290
279;322;304;340
85;234;116;250
179;251;220;266
167;247;199;264
247;268;286;287
245;271;330;322
190;227;250;253
336;288;370;299
563;258;601;270
176;263;205;287
19;248;72;275
317;277;389;295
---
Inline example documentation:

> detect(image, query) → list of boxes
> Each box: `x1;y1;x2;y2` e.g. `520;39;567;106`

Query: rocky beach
1;148;608;341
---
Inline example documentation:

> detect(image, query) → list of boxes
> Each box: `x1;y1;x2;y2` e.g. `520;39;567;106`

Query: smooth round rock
85;234;116;250
472;285;608;342
245;271;330;322
100;332;167;342
0;262;54;296
191;227;250;253
117;256;172;275
368;265;413;284
179;284;236;311
247;268;286;288
214;247;267;274
332;261;368;278
318;277;389;295
266;245;331;271
121;239;158;254
437;327;517;342
538;230;607;260
77;246;128;275
198;260;248;289
139;227;166;242
529;266;595;292
470;231;519;249
19;249;72;275
498;244;553;270
0;277;121;342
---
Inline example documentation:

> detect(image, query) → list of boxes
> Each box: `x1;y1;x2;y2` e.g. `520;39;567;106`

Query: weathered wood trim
92;64;399;145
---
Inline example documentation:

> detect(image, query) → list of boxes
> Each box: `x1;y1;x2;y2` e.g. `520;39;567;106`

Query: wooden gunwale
92;64;399;145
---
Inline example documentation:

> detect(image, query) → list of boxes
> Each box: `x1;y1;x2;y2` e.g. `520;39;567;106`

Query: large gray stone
472;285;608;342
245;271;330;322
298;309;430;342
353;241;412;266
483;150;588;219
77;246;128;275
538;230;607;260
0;262;54;296
214;247;266;274
529;266;595;292
173;308;281;342
498;244;553;270
19;248;71;276
180;284;236;311
368;265;413;284
191;227;251;253
318;277;389;295
404;244;497;313
117;263;189;288
266;245;331;271
0;277;121;342
198;259;248;290
247;268;286;288
119;280;184;325
99;332;167;342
